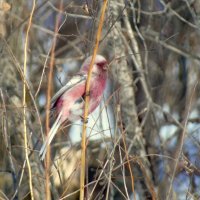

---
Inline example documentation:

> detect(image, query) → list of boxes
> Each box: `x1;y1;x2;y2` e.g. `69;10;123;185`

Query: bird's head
80;55;108;74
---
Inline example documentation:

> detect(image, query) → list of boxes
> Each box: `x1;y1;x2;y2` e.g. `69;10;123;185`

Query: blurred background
0;0;200;199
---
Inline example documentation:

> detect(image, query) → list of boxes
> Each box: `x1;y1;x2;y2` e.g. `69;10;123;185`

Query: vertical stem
23;1;36;199
45;1;63;199
79;0;108;199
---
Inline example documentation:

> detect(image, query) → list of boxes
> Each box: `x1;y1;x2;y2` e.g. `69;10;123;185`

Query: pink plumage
40;55;108;160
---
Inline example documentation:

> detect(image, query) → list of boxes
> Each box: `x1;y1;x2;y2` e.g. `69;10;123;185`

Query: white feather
51;74;86;107
39;111;62;160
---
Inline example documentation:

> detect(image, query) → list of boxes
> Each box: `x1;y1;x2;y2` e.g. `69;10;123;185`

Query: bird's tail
39;112;62;160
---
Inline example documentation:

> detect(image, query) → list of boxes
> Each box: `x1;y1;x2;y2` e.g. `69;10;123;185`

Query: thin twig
144;34;200;61
88;135;123;199
159;0;199;30
2;38;44;145
0;89;17;196
119;108;136;199
166;81;199;200
118;142;130;199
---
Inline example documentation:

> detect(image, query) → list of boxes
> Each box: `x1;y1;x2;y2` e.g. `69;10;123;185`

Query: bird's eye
97;61;107;70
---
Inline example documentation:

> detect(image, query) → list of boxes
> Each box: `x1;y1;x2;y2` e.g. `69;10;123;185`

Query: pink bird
40;55;108;160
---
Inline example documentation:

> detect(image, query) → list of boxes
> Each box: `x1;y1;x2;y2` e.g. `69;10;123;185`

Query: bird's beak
103;63;108;71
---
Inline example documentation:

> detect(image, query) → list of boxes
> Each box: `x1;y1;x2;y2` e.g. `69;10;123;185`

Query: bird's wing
51;74;87;109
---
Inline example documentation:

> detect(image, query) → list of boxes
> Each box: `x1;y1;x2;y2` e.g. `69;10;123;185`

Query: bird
39;55;108;160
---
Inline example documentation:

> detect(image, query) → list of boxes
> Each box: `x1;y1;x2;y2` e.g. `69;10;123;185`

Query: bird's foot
81;116;88;124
